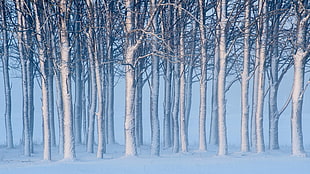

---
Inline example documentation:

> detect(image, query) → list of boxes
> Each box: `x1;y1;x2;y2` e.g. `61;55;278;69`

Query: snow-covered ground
1;144;310;174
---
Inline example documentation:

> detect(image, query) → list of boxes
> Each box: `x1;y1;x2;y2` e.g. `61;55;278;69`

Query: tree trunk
268;0;281;150
255;0;267;153
241;0;251;153
290;2;309;156
1;0;13;149
74;1;83;145
150;0;160;156
34;0;51;160
179;5;188;152
291;57;306;156
162;2;173;148
106;2;115;144
198;0;207;151
59;0;75;159
217;0;228;156
16;0;31;157
210;16;219;146
135;58;143;147
124;0;138;156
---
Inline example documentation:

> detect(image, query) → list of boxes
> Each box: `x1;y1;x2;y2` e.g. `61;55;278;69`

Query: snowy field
1;143;310;174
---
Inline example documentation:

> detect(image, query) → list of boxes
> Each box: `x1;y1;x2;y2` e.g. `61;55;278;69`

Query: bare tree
1;0;13;149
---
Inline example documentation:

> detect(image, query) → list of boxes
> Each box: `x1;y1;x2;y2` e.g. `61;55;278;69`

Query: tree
254;0;267;153
58;0;75;159
33;0;51;160
198;0;208;152
240;0;251;153
124;0;138;156
15;0;34;157
290;0;310;157
1;0;13;149
150;0;160;156
216;0;228;156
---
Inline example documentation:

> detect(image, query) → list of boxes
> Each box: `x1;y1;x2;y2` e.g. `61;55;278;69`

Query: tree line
0;0;309;160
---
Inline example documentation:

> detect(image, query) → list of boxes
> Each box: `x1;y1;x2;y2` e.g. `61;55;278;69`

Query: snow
1;144;310;174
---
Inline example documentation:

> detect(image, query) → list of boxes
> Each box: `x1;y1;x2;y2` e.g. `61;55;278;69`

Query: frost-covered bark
34;0;51;160
241;0;251;153
59;0;75;159
124;0;138;156
290;1;309;156
1;0;13;149
255;0;267;153
179;2;188;153
217;0;228;156
150;0;160;156
198;0;207;151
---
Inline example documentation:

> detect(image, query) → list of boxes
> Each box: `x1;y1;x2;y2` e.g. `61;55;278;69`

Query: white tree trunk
150;50;160;156
217;0;228;156
150;0;160;156
241;0;250;153
34;0;51;160
125;48;137;156
290;4;309;156
255;0;267;153
291;56;306;156
59;0;75;159
179;12;188;152
198;0;207;151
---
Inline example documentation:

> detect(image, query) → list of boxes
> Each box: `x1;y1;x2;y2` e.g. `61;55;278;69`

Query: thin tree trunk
106;2;115;144
162;2;173;148
179;4;188;152
241;0;251;153
74;1;83;145
198;0;207;151
255;0;267;153
16;0;31;157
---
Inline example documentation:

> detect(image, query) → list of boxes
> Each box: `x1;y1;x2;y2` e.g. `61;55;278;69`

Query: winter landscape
1;0;310;173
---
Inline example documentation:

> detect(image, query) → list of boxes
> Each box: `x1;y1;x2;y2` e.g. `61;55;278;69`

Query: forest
0;0;310;161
